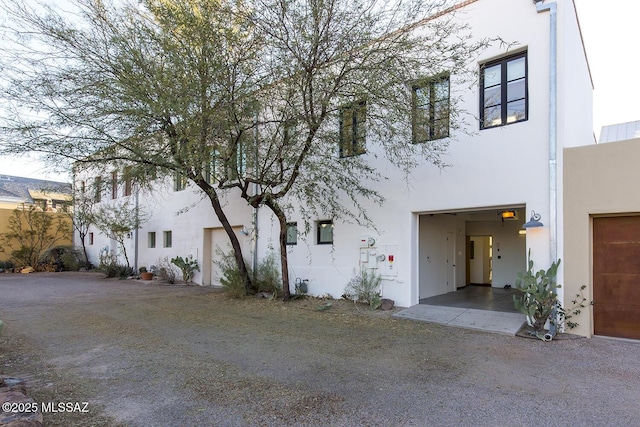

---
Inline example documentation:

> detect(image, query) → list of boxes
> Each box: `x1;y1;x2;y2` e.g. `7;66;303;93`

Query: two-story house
80;0;596;335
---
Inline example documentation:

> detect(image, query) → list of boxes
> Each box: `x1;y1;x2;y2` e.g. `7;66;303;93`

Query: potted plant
139;266;154;281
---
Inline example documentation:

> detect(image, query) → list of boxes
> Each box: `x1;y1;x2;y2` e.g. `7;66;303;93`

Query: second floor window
480;51;528;129
111;171;118;199
124;166;132;196
94;176;102;203
412;74;450;142
174;172;186;191
339;101;366;158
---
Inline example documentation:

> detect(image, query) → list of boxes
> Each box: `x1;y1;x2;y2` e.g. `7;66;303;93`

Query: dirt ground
1;272;640;426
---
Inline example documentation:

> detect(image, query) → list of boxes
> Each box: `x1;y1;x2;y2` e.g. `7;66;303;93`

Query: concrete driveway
1;272;639;426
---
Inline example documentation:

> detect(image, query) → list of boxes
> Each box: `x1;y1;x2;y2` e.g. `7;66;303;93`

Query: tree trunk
198;182;253;294
79;233;90;267
265;199;291;301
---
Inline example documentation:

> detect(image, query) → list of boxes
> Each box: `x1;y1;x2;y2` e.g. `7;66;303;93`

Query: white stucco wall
74;0;593;309
254;0;591;307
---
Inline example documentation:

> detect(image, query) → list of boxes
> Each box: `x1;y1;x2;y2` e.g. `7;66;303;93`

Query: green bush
0;260;15;272
98;250;133;278
217;251;282;298
344;269;383;309
218;252;247;298
254;252;282;297
40;245;86;271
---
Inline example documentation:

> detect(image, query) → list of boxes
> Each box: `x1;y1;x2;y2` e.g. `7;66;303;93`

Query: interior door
446;232;455;291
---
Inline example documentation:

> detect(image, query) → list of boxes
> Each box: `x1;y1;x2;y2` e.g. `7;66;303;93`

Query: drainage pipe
536;1;558;266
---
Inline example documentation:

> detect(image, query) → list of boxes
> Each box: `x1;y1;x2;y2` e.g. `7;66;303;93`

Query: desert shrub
344;269;382;309
98;249;133;278
254;252;282;297
0;260;15;272
217;252;249;298
40;245;85;271
217;251;283;298
155;257;179;284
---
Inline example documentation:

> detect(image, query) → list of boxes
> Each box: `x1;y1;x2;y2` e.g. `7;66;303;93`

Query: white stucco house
78;0;598;335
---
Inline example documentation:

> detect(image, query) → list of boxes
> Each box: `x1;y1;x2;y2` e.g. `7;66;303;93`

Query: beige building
564;136;640;339
0;175;73;263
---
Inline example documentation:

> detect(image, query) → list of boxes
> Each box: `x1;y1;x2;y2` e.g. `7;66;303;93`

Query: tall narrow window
286;222;298;245
412;74;450;142
339;101;366;157
94;176;102;203
148;232;156;248
480;51;528;129
89;232;94;245
163;230;172;248
111;170;118;199
124;166;132;196
174;172;186;191
80;180;86;194
205;149;220;184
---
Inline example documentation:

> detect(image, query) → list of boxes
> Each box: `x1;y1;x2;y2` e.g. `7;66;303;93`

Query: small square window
317;220;333;245
148;232;156;248
89;232;94;245
286;222;297;245
163;230;172;248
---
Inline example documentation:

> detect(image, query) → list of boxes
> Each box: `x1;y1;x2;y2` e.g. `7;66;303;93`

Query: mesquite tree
0;0;491;298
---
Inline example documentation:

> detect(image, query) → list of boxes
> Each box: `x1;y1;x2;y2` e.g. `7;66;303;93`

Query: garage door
593;216;640;339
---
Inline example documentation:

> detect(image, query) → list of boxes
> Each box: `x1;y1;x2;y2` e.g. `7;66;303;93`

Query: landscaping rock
0;377;44;426
380;298;395;310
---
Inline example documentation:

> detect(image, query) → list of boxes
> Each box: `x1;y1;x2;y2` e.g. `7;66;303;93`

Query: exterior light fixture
500;210;516;219
522;211;543;228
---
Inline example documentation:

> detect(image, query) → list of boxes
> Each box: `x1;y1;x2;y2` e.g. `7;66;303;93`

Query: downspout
252;111;259;276
134;188;139;271
536;0;558;265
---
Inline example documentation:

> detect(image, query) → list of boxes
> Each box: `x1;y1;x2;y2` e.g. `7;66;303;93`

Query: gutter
536;0;558;265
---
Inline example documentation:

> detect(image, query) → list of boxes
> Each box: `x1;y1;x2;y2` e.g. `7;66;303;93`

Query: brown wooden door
593;216;640;339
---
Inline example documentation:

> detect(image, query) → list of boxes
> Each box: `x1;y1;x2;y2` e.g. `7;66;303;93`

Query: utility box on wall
378;244;399;278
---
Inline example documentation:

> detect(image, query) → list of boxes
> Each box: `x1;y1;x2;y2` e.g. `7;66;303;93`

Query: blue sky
1;0;638;181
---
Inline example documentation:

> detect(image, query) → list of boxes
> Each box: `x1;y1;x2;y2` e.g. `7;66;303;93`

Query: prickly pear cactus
513;250;561;333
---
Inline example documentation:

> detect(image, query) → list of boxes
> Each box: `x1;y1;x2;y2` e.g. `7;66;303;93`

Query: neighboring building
0;174;73;262
599;120;640;143
564;128;640;339
79;0;598;335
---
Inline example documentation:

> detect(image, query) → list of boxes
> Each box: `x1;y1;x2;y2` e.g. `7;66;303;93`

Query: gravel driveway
1;272;639;426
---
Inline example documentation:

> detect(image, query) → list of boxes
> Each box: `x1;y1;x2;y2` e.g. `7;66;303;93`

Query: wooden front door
593;216;640;339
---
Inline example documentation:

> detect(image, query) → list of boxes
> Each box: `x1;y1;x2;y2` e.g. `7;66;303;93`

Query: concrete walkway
393;304;525;335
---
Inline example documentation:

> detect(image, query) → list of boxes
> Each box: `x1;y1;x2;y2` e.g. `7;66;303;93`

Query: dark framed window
339;101;366;157
94;176;102;203
111;170;118;199
124;166;132;196
286;222;298;245
412;74;450;142
163;230;172;248
316;220;333;245
480;51;528;129
88;232;94;245
174;172;186;191
148;232;156;249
